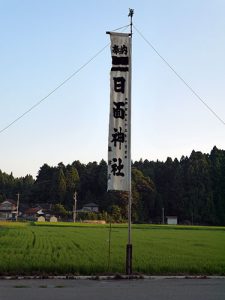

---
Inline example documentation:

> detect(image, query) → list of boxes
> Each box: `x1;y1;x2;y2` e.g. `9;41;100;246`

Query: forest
0;146;225;225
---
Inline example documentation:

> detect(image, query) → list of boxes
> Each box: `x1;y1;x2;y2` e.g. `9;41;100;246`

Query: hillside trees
210;147;225;224
133;148;225;225
0;170;34;201
32;163;79;208
1;146;225;225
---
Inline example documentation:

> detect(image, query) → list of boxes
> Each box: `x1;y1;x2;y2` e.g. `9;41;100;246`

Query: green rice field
0;221;225;276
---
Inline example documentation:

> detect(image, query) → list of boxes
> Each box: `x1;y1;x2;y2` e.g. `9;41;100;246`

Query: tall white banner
107;32;131;191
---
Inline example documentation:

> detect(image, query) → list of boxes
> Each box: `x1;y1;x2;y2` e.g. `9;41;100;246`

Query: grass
0;221;224;276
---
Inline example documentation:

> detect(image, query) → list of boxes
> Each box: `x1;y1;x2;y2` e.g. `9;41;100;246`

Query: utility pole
73;191;77;223
16;193;20;221
162;207;165;224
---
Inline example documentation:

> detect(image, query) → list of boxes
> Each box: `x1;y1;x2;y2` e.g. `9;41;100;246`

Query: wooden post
73;191;77;222
16;193;20;221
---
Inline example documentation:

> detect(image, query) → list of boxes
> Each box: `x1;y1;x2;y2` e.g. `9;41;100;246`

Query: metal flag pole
126;8;134;276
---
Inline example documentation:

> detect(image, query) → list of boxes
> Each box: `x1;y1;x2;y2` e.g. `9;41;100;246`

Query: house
23;206;44;220
0;199;17;220
81;203;99;213
166;216;178;225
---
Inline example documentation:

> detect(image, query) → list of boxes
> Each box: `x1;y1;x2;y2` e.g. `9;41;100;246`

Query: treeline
0;146;225;225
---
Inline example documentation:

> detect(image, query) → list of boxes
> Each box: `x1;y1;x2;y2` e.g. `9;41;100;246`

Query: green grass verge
0;221;224;275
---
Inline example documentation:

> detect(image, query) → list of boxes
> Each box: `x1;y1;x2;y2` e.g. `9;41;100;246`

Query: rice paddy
0;221;224;275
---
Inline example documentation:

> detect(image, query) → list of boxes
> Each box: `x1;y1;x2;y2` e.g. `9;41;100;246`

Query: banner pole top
128;8;134;36
106;31;131;36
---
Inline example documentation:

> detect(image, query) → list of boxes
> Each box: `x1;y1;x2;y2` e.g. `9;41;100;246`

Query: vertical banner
107;32;131;191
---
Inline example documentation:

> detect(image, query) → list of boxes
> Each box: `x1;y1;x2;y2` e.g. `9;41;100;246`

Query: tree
52;203;68;218
110;205;123;222
131;168;156;222
186;151;213;224
210;146;225;225
54;166;67;204
32;164;55;203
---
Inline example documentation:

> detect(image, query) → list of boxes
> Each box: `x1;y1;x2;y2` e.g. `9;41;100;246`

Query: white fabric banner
107;32;131;191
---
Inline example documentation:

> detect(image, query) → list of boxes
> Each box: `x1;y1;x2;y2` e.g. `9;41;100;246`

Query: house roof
3;199;16;205
83;203;98;207
0;200;17;212
35;203;52;210
24;207;42;214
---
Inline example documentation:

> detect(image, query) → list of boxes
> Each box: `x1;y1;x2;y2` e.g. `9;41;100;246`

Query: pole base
126;243;132;275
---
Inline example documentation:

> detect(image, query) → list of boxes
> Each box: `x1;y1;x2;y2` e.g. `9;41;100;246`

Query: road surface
0;278;224;300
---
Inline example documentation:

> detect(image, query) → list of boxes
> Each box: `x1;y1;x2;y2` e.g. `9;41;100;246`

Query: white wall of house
167;216;178;225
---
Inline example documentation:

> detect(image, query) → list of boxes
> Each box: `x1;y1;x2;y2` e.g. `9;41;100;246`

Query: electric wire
0;43;109;134
0;25;130;135
2;23;222;134
111;24;130;32
133;24;225;126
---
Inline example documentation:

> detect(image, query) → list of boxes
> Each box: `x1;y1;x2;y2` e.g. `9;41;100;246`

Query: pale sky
1;0;225;178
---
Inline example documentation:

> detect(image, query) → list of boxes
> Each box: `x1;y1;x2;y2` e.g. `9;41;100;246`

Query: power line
133;24;225;126
0;43;109;135
0;25;130;135
111;24;130;32
3;24;222;133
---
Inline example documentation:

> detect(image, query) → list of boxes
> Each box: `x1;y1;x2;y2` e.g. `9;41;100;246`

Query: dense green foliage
0;222;224;275
1;146;225;225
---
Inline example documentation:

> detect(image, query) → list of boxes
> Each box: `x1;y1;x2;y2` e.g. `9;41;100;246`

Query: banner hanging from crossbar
107;32;131;192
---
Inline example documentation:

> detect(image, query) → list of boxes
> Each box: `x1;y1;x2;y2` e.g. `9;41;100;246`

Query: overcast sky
1;0;225;178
